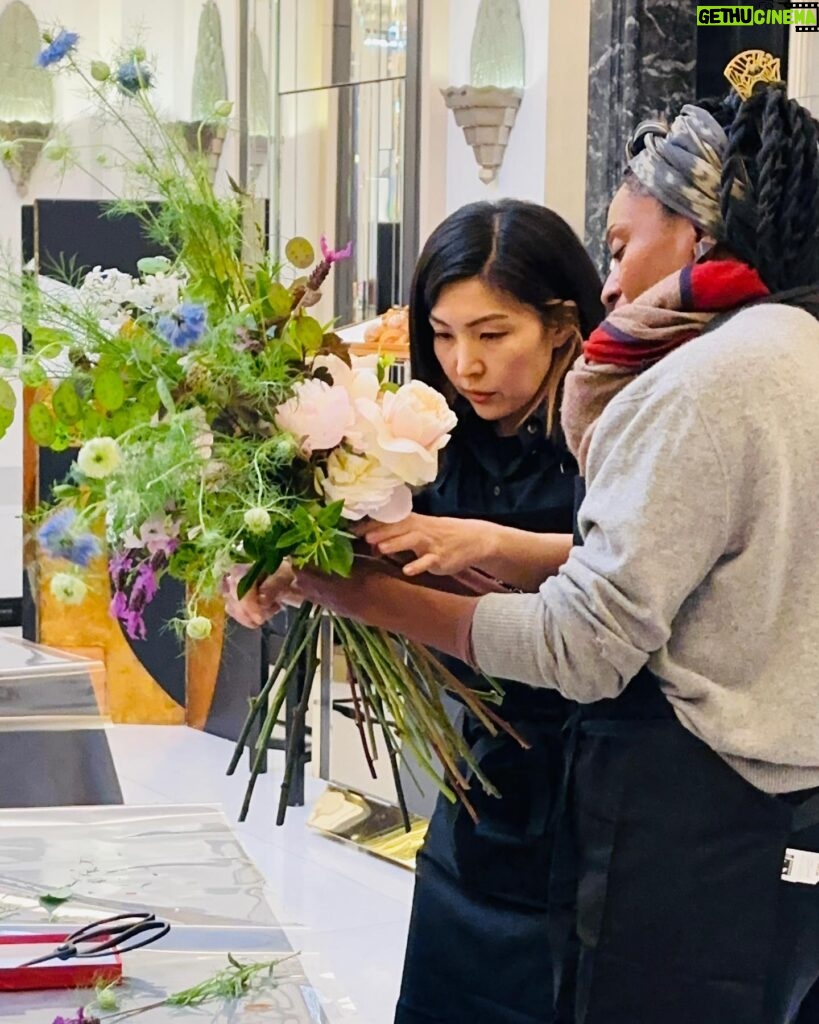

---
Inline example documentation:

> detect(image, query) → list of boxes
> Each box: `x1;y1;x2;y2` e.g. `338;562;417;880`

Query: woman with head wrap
249;64;819;1022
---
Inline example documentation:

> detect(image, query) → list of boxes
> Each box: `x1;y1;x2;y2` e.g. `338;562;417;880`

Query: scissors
19;911;171;967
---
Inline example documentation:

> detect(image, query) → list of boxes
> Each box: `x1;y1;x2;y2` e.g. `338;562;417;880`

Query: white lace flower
243;507;272;535
77;437;122;479
50;572;88;605
185;615;213;640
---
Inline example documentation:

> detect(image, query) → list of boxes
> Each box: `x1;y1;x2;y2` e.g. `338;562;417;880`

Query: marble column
584;0;697;274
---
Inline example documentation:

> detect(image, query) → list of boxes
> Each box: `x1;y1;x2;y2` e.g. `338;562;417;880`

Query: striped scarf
561;259;769;472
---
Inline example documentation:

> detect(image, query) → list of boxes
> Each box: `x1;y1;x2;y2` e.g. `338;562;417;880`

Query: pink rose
355;380;458;486
274;378;354;456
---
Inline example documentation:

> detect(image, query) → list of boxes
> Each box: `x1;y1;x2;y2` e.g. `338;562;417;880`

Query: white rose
317;449;412;523
274;378;354;456
77;437;122;479
355;380;457;486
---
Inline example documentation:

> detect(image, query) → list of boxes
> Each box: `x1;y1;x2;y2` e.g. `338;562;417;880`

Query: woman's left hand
359;513;496;577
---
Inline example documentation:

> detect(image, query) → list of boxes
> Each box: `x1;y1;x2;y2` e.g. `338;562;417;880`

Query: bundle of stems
228;572;528;828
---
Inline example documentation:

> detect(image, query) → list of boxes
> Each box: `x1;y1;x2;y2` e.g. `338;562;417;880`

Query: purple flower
122;608;147;641
109;590;128;619
52;1009;99;1024
132;562;159;603
38;509;100;567
115;59;153;95
109;550;133;579
157;303;207;350
319;234;353;264
37;30;79;68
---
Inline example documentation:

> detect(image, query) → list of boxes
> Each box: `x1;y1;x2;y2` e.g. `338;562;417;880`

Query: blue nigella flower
115;59;153;95
36;30;79;68
37;508;101;567
157;303;207;350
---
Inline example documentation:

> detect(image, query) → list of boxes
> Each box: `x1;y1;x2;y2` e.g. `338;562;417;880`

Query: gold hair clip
724;50;782;102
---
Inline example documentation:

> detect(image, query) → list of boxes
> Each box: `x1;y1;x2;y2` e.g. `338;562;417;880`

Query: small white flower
77;437;122;479
50;572;88;605
185;615;213;640
243;507;272;535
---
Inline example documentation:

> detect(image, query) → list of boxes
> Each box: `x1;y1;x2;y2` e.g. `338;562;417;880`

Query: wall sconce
0;1;54;197
172;0;228;184
441;0;526;185
0;120;52;196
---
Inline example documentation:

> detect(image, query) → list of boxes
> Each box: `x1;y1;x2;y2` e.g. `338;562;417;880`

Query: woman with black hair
288;69;819;1022
390;200;602;1024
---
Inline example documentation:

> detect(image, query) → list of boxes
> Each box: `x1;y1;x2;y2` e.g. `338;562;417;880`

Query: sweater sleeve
470;382;731;700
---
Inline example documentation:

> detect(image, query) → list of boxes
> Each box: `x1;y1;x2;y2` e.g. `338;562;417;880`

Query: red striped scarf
561;259;769;471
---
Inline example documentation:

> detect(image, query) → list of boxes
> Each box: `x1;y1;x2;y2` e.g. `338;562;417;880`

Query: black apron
551;482;819;1024
395;410;575;1024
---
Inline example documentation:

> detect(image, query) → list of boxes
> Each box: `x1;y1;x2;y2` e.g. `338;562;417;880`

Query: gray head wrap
628;104;745;239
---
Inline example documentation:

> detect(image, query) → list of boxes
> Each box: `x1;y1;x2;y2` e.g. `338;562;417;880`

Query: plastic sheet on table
0;806;284;928
0;637;106;731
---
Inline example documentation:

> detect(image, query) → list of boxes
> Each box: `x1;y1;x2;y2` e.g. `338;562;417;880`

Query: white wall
0;0;244;599
418;0;589;246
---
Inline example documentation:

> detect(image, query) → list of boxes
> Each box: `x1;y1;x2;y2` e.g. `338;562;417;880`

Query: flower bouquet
0;30;519;824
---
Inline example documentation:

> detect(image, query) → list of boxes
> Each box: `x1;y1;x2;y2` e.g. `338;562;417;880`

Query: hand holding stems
360;513;574;593
357;513;496;578
224;562;301;628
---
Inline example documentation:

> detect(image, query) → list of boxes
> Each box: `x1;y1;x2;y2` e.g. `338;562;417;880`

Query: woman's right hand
361;513;496;577
224;561;300;629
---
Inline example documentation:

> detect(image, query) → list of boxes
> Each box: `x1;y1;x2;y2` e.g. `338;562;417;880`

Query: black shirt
414;402;576;721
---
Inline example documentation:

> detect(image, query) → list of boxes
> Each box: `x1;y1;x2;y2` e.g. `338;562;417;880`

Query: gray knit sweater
471;303;819;793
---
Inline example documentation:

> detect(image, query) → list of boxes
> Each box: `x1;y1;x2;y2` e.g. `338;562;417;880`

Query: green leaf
275;526;301;549
137;255;171;275
0;333;17;369
52;483;81;500
317;500;345;528
155;377;176;414
20;361;47;388
325;537;354;577
30;327;71;351
52;380;82;424
285;237;315;270
82;407;105;436
267;282;293;319
109;408;132;435
38;887;73;913
93;369;126;411
137;381;161;415
28;403;56;446
292;314;324;354
0;378;15;413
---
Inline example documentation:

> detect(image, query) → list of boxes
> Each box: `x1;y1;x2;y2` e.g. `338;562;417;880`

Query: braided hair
719;84;819;292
